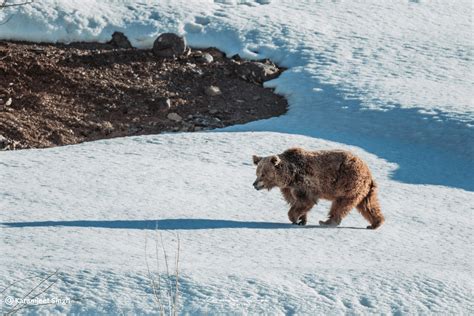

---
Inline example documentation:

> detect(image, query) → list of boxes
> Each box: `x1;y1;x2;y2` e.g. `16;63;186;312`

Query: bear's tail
357;180;385;229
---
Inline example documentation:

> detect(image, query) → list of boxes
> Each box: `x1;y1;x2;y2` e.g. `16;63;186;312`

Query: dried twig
145;227;181;315
173;234;180;316
0;0;33;8
0;0;34;26
145;232;164;313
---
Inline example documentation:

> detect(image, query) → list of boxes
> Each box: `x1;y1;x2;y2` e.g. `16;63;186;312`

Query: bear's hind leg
356;197;385;230
319;198;358;227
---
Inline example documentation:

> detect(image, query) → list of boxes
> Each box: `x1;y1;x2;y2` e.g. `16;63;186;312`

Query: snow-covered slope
1;0;473;314
1;133;473;314
1;0;473;191
2;0;472;119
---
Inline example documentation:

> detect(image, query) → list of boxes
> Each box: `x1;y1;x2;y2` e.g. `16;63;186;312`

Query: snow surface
1;0;473;191
1;0;473;314
2;133;473;314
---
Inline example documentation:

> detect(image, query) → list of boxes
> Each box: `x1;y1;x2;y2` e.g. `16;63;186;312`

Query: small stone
49;130;65;145
207;48;225;59
153;33;187;58
149;97;171;112
231;54;242;61
190;68;204;76
167;112;182;122
5;98;12;106
205;85;222;96
252;95;261;101
109;31;133;49
101;121;114;135
197;52;213;63
128;126;142;134
236;61;280;83
0;134;9;149
209;109;219;115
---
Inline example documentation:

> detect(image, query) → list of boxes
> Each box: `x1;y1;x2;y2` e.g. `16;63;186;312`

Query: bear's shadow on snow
1;218;366;230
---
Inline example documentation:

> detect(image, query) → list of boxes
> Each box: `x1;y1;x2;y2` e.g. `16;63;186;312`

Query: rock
252;95;261;101
0;134;9;149
192;114;224;128
205;85;222;96
167;112;182;122
49;130;66;145
197;52;213;64
190;67;204;76
179;122;193;132
101;121;114;135
207;48;225;59
236;61;280;84
209;109;219;115
149;97;171;112
5;98;12;106
231;54;242;61
153;33;187;58
128;126;142;134
109;32;133;49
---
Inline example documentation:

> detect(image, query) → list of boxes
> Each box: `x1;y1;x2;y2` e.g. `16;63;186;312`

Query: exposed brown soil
0;40;287;150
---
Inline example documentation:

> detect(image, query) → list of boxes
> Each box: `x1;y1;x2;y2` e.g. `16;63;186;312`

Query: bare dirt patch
0;40;287;150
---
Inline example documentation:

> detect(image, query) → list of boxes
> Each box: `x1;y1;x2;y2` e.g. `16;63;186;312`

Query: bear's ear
252;155;262;165
270;155;281;168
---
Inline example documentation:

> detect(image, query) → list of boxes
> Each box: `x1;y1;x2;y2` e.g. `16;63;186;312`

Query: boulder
153;33;187;58
109;32;133;49
236;61;280;84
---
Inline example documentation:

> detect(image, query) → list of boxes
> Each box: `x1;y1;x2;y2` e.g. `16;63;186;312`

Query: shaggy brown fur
252;148;385;229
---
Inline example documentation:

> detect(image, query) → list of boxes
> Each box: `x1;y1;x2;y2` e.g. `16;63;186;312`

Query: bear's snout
253;180;264;190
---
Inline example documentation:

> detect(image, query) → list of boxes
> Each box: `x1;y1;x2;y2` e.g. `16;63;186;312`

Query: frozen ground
1;0;473;314
1;133;473;314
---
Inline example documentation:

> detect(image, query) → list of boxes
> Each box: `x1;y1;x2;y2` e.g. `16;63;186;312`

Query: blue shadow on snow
1;218;365;230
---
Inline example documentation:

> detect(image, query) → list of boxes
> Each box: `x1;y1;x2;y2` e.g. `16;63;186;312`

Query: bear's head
252;154;283;191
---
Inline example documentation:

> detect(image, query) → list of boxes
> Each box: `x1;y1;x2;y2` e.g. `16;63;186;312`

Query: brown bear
252;147;385;229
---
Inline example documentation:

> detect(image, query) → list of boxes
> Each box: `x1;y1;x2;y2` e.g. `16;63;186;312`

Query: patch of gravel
0;38;287;150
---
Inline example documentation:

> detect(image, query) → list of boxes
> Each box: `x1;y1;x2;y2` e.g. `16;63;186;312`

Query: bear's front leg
288;205;300;225
288;203;313;226
297;213;307;226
